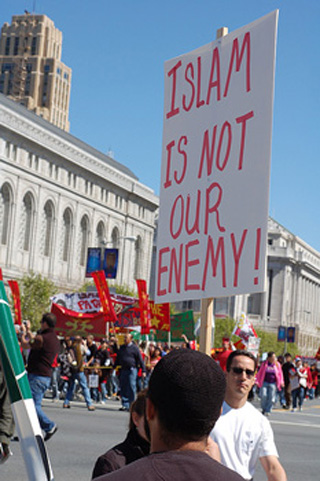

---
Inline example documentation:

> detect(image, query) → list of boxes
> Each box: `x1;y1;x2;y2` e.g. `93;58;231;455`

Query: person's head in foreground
146;348;226;452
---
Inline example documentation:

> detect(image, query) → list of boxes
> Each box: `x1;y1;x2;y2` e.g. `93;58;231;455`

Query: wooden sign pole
199;26;228;356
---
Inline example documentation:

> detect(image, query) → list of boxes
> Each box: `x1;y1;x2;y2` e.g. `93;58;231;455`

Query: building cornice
0;94;159;207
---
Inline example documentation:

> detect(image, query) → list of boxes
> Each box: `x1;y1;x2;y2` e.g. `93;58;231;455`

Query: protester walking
282;353;294;409
63;336;95;411
21;313;60;441
255;351;284;416
116;334;146;411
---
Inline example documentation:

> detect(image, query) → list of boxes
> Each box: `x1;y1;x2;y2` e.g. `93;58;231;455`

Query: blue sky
2;1;320;251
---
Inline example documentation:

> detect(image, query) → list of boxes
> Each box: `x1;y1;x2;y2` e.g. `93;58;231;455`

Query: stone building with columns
0;93;159;292
157;217;320;356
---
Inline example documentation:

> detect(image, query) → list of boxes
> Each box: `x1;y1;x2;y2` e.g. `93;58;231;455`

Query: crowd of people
1;312;320;480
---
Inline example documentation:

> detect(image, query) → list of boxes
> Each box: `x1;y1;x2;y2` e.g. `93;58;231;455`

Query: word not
164;111;254;189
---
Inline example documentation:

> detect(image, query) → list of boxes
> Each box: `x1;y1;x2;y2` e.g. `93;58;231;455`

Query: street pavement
2;395;320;480
253;396;320;481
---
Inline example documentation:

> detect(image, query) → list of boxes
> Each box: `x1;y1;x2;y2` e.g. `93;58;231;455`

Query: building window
44;65;50;73
182;300;193;310
12;144;17;161
80;216;89;266
5;141;10;157
13;37;19;55
44;201;54;257
139;205;145;218
62;209;72;262
0;183;12;245
28;152;33;167
0;73;4;93
134;236;142;279
31;37;37;55
7;70;14;95
96;221;105;247
22;193;33;251
25;64;32;95
111;227;120;248
5;37;10;55
247;293;262;316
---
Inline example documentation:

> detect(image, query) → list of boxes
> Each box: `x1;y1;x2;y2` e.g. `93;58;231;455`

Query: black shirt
92;427;150;479
116;343;145;372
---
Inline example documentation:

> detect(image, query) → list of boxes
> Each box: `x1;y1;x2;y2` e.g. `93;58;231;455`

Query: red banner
0;268;3;281
8;280;22;325
136;279;151;335
91;270;117;322
51;303;107;338
149;301;170;332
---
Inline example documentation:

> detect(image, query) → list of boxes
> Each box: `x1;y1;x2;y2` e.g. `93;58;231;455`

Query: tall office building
0;12;71;131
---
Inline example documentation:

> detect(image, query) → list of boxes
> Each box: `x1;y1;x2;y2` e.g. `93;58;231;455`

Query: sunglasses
230;367;255;378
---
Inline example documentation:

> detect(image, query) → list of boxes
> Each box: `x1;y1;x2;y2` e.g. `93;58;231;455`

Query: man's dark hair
148;349;226;443
284;352;292;358
267;351;275;358
226;350;258;372
42;312;57;328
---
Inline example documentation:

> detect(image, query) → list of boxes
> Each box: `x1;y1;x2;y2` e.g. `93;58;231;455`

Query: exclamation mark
254;228;261;285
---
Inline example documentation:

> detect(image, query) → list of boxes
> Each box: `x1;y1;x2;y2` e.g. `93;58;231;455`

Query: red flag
91;270;117;323
0;268;3;281
8;280;22;325
149;301;170;332
136;279;151;335
234;338;247;350
51;303;107;338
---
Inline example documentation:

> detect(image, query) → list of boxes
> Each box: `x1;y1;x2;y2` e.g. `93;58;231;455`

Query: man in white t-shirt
211;350;286;481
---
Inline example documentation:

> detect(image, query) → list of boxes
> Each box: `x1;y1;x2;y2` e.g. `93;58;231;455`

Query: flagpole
0;281;54;480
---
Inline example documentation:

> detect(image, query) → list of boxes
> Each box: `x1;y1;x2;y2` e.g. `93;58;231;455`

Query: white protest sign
155;11;278;303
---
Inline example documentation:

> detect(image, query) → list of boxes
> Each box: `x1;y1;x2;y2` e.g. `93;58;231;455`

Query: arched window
22;192;34;251
0;183;12;245
43;201;54;257
80;215;89;266
134;236;142;279
111;227;120;248
95;221;105;247
62;208;72;262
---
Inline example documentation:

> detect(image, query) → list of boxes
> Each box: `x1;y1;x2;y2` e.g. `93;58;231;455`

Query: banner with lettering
51;291;137;314
8;280;22;325
156;11;278;302
149;301;170;332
